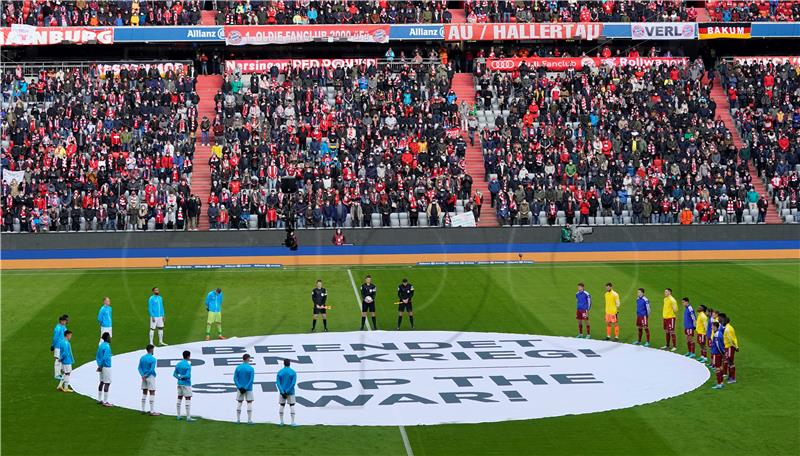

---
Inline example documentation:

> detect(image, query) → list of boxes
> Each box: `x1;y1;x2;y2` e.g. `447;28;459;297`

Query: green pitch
2;260;799;455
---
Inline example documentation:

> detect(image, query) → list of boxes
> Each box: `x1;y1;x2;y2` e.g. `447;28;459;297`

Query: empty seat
603;216;613;225
417;213;428;227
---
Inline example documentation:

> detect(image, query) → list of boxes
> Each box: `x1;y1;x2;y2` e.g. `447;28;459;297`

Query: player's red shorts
576;310;588;320
725;347;736;364
636;316;649;328
684;328;694;337
711;353;723;368
697;333;706;345
663;317;675;331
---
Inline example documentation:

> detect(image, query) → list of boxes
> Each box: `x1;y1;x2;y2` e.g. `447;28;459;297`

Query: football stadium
1;1;800;455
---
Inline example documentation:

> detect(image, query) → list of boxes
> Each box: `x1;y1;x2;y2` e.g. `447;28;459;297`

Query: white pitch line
346;268;413;456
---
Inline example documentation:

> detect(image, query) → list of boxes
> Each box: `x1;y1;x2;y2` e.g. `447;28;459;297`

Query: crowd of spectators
471;57;775;226
1;0;203;27
208;56;477;230
719;59;800;223
215;0;451;25
463;0;694;23
706;0;800;22
1;64;204;233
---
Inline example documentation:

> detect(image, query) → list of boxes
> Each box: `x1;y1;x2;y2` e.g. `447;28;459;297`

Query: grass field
2;260;799;455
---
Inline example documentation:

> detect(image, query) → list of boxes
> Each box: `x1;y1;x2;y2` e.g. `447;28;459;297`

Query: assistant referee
311;280;328;332
396;278;415;330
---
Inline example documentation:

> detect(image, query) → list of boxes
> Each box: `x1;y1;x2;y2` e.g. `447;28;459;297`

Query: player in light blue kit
277;359;297;426
51;314;69;380
173;350;195;421
96;332;113;407
97;297;112;344
148;287;167;346
56;330;75;393
234;353;255;424
138;344;159;415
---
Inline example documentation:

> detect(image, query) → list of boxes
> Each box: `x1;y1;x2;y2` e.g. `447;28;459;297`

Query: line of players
49;294;300;424
575;282;740;389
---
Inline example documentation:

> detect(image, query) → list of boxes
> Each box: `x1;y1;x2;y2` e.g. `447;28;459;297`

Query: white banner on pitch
68;331;709;426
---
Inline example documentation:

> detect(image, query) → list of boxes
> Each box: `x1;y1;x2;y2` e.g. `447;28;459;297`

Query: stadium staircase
452;72;499;227
200;10;217;25
709;79;782;224
194;74;223;231
448;8;466;23
694;6;711;22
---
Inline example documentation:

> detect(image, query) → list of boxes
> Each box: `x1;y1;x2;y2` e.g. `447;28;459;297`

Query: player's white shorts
100;327;112;337
53;347;61;359
149;317;164;329
279;394;296;405
141;376;156;391
62;364;72;375
178;385;193;397
99;367;112;383
237;390;254;401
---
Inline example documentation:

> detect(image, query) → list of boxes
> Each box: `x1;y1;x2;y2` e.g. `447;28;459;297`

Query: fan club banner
699;22;751;39
97;62;192;77
732;56;800;65
0;25;113;46
630;22;696;40
66;331;708;425
224;24;389;45
444;23;602;41
487;56;689;72
226;58;378;74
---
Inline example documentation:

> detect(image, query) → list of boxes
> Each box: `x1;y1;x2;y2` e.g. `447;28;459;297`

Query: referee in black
397;278;415;330
360;275;377;330
311;280;328;332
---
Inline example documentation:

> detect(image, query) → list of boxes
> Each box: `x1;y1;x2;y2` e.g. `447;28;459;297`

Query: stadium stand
462;0;695;23
706;0;800;22
470;55;781;226
717;59;800;224
214;0;453;25
0;62;200;232
1;0;203;26
210;58;484;229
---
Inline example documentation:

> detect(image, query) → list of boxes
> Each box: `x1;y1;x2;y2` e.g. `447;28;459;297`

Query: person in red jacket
332;229;345;246
579;200;590;225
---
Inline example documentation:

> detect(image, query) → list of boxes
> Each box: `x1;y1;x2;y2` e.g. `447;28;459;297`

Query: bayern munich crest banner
224;24;389;45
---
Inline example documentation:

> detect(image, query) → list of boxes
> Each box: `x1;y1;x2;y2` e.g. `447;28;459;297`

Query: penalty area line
347;268;413;456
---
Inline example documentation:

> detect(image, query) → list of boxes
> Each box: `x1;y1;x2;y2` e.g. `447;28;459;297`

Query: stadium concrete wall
1;226;798;269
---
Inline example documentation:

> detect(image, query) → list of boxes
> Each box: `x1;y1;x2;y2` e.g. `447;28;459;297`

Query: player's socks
637;328;642;343
279;405;285;424
290;404;296;424
149;329;154;345
729;366;735;381
312;319;317;331
614;326;619;338
409;316;414;328
371;316;377;329
176;400;182;418
97;390;103;402
149;397;155;413
158;329;164;344
578;322;583;336
585;325;589;338
716;370;723;385
185;402;191;420
645;329;650;343
360;317;366;330
665;333;670;347
606;325;611;338
671;333;677;347
323;319;328;330
54;360;61;378
247;402;253;422
103;391;109;403
142;395;147;412
206;324;211;338
237;403;242;422
397;316;403;329
218;325;223;338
